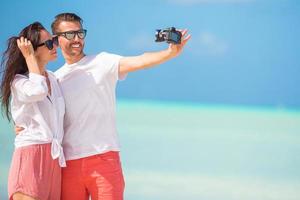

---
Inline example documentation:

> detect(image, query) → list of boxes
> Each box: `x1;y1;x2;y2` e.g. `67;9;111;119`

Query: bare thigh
12;192;38;200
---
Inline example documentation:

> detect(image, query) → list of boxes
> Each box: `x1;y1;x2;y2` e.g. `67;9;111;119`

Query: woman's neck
37;60;47;76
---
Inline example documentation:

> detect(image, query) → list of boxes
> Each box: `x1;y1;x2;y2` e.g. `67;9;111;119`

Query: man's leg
83;152;125;200
61;159;89;200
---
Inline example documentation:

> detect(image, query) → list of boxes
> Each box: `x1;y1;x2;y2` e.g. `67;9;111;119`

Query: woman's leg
8;144;56;200
12;192;38;200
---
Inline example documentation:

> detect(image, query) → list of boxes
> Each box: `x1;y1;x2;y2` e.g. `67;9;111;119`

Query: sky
0;0;299;109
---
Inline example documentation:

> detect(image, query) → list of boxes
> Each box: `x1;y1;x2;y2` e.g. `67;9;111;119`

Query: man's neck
64;53;85;65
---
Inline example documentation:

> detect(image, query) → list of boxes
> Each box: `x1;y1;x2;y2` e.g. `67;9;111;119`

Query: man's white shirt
55;52;124;161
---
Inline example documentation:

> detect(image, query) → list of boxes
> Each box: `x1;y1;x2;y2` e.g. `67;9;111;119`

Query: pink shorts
8;143;61;200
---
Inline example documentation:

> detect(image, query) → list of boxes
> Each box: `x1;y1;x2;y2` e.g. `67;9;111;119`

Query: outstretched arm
119;29;191;74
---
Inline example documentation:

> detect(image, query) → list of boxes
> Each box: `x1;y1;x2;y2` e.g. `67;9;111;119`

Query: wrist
24;54;36;61
164;48;174;58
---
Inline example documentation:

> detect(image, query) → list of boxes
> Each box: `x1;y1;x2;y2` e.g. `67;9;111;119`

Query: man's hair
51;13;83;34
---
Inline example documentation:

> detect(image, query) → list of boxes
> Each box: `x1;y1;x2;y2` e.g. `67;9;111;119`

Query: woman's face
35;30;58;63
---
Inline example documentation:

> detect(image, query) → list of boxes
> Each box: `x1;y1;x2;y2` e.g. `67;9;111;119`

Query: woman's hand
16;36;42;75
17;36;35;59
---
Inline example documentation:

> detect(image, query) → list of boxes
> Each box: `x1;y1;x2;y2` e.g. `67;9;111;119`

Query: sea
0;99;299;200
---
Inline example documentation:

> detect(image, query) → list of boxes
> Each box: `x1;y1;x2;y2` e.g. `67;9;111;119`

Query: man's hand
167;29;191;58
15;126;24;135
119;29;191;74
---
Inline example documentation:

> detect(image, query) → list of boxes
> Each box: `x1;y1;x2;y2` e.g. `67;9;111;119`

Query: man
56;12;190;200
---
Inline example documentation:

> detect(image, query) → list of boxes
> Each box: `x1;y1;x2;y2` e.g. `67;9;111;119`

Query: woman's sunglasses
37;36;58;50
56;29;87;40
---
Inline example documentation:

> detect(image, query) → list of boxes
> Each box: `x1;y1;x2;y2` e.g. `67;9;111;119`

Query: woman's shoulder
13;73;28;82
14;73;28;78
11;73;29;90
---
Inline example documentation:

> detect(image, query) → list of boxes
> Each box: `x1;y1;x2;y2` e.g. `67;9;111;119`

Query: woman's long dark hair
0;22;46;121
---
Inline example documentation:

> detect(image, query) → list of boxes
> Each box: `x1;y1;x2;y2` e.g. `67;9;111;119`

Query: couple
0;12;191;200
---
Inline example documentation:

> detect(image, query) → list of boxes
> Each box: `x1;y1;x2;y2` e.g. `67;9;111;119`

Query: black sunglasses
56;29;87;40
37;36;58;50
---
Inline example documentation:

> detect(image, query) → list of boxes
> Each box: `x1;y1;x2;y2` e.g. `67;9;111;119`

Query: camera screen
169;32;181;43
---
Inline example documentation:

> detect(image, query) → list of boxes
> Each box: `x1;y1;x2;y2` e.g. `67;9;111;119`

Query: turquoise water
1;99;300;200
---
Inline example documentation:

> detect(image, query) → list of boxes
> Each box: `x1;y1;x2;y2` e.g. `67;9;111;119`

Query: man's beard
68;43;84;56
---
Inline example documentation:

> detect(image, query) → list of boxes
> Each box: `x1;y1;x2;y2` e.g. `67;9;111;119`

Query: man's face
56;21;85;58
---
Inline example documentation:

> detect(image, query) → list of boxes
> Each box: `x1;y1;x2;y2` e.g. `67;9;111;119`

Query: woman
0;22;65;200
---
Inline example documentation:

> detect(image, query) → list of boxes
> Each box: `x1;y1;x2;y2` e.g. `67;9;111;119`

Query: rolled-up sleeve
13;73;48;102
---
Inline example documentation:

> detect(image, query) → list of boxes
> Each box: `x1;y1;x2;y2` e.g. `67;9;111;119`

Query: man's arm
15;126;24;135
119;29;191;74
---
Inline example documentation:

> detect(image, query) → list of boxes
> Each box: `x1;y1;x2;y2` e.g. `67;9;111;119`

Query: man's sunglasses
56;29;87;40
37;36;58;50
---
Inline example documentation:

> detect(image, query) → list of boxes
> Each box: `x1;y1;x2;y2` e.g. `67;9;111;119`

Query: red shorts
61;151;125;200
8;143;61;200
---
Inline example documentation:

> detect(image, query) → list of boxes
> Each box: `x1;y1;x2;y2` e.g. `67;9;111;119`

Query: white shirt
55;52;124;160
11;72;66;167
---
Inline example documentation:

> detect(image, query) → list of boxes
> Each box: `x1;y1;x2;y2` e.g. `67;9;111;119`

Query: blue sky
1;0;299;108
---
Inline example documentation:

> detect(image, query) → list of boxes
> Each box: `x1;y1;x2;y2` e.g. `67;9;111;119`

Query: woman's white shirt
11;72;66;167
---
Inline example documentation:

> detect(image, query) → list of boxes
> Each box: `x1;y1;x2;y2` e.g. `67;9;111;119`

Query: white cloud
125;170;300;200
168;0;255;5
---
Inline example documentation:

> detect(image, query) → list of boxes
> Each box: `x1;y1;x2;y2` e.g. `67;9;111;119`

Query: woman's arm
17;37;42;75
13;74;48;102
13;37;48;102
